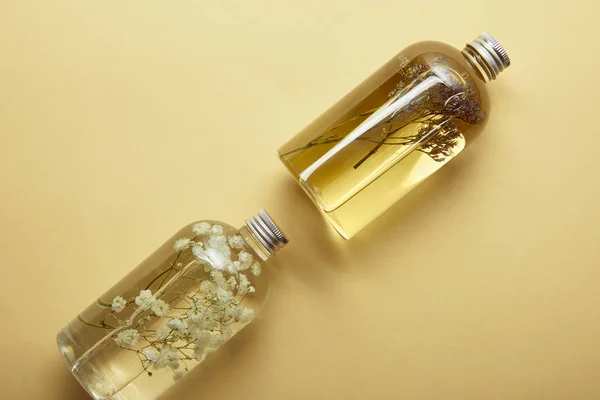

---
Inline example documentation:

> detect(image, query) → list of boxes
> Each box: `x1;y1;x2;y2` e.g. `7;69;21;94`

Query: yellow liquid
278;42;489;238
57;222;268;399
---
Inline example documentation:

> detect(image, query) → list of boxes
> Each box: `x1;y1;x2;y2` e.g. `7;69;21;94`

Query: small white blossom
210;225;224;235
228;305;242;319
143;348;159;363
111;296;127;313
173;368;188;381
200;280;217;294
135;289;156;310
239;307;254;323
151;299;169;317
192;244;205;259
216;287;233;304
247;286;255;295
155;346;180;369
211;270;227;288
168;318;185;335
192;222;212;235
137;316;151;326
250;262;262;276
205;247;231;269
208;235;227;249
231;261;242;272
184;320;203;341
189;308;205;323
238;251;254;266
156;324;171;340
204;317;216;331
226;276;237;290
115;329;140;347
228;235;245;249
193;344;206;361
239;273;250;290
173;238;191;251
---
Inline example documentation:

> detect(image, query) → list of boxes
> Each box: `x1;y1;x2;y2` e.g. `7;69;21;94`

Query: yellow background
1;1;599;399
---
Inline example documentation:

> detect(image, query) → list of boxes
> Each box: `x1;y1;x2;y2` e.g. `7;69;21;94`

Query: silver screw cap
245;209;288;258
462;32;511;82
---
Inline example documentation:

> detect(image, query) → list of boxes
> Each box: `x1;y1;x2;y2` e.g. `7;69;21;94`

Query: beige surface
1;1;599;399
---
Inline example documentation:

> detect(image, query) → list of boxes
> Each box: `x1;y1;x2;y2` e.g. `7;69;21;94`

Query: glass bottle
278;33;511;239
57;210;288;400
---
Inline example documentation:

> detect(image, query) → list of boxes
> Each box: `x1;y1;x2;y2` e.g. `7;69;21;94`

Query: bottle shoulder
397;40;490;100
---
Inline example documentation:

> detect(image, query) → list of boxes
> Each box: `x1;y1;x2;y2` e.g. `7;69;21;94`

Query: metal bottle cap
462;32;511;82
245;209;288;258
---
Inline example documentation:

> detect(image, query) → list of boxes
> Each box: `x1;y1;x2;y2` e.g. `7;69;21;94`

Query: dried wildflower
111;296;127;313
115;329;140;347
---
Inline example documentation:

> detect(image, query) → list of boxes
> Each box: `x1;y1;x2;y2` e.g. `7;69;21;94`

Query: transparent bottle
278;33;511;239
57;210;288;400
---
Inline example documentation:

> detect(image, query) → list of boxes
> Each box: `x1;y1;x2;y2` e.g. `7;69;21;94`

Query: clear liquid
278;43;489;238
57;221;268;399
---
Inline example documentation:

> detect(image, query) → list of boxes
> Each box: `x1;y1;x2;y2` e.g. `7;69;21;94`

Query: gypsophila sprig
151;299;169;317
115;329;140;347
173;238;191;252
135;289;156;310
192;222;212;235
82;221;262;382
228;235;245;249
111;296;127;313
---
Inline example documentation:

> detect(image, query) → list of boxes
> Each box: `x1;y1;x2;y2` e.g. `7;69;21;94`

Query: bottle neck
239;210;288;261
461;32;511;83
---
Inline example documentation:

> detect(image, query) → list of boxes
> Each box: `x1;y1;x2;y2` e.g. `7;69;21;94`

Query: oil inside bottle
279;46;489;238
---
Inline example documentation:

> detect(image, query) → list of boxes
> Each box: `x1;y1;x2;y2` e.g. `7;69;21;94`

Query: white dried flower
211;270;227;288
239;307;254;323
192;244;205;260
250;262;262;276
208;235;227;249
173;238;191;251
192;222;212;235
228;305;241;319
168;318;185;335
231;261;242;272
228;235;245;249
115;329;140;347
193;345;206;361
151;299;169;317
247;286;255;295
156;324;171;340
155;346;180;369
111;296;127;313
238;273;250;290
200;280;217;294
238;251;254;266
184;319;204;341
226;276;237;290
204;317;216;331
206;235;232;264
217;246;232;261
189;308;205;324
135;289;156;310
216;287;233;304
210;225;224;235
143;348;159;363
173;368;188;381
